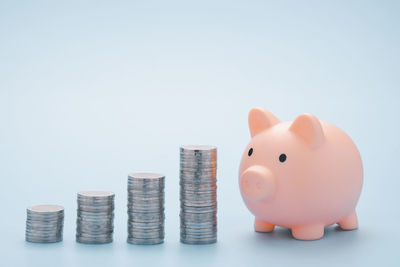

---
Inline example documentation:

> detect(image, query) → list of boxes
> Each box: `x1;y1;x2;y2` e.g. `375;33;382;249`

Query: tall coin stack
127;173;165;245
76;191;115;244
180;145;217;244
25;205;64;243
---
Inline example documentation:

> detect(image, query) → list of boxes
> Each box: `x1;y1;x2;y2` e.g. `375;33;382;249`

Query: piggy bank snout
240;166;276;202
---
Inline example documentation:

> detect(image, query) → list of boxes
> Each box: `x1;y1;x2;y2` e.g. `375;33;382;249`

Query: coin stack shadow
180;145;217;244
127;173;165;245
76;191;115;244
25;205;64;243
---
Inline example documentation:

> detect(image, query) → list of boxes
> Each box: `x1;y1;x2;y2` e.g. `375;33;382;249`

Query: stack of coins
25;205;64;243
180;145;217;244
127;173;165;245
76;191;115;244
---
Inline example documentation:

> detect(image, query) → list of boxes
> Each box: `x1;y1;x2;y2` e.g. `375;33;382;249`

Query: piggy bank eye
248;148;253;157
279;154;287;163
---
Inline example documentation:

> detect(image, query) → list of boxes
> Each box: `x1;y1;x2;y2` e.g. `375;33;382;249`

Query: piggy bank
239;108;363;240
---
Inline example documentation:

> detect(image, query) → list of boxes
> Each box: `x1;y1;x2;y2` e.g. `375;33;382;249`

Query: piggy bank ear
248;108;280;137
289;114;325;148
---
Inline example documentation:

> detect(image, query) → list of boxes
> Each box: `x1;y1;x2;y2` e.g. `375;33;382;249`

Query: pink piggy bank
239;108;363;240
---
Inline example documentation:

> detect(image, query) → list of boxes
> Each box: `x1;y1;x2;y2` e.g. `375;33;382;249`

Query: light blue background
0;1;399;266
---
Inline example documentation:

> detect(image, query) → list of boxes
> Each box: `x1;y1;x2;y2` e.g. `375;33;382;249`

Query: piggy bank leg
338;211;358;230
291;224;324;240
254;218;275;233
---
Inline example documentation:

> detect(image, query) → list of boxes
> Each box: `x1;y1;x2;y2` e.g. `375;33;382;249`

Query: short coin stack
76;190;115;244
180;145;217;244
127;173;165;245
25;205;64;243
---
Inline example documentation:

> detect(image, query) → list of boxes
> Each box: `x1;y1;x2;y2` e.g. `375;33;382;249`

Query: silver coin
181;232;217;237
180;230;217;236
180;186;216;191
25;233;63;239
128;187;164;191
127;217;164;223
180;195;216;201
181;225;217;232
180;158;217;163
180;200;217;205
26;239;62;243
180;226;216;232
128;194;164;200
128;207;164;213
128;231;164;239
180;179;216;184
180;206;216;213
128;233;164;240
181;234;217;240
26;227;63;233
77;223;113;229
77;199;115;204
128;224;164;231
180;153;217;158
78;190;114;198
128;223;164;229
77;215;114;221
127;181;164;186
77;196;114;202
25;236;63;243
26;236;62;242
180;239;217;245
180;162;216;167
26;220;63;226
181;203;217;209
77;230;113;236
128;172;165;180
180;175;216;181
76;236;113;244
27;205;64;214
77;231;113;238
127;207;163;212
128;189;164;194
25;224;63;230
127;237;163;245
180;162;217;168
127;202;164;208
26;230;62;237
27;213;64;219
78;209;114;214
77;225;113;232
180;144;217;151
127;202;163;207
26;218;64;223
128;193;164;198
180;190;217;196
180;215;216;222
128;234;164;240
76;222;113;229
78;210;113;215
127;219;164;224
77;212;114;219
